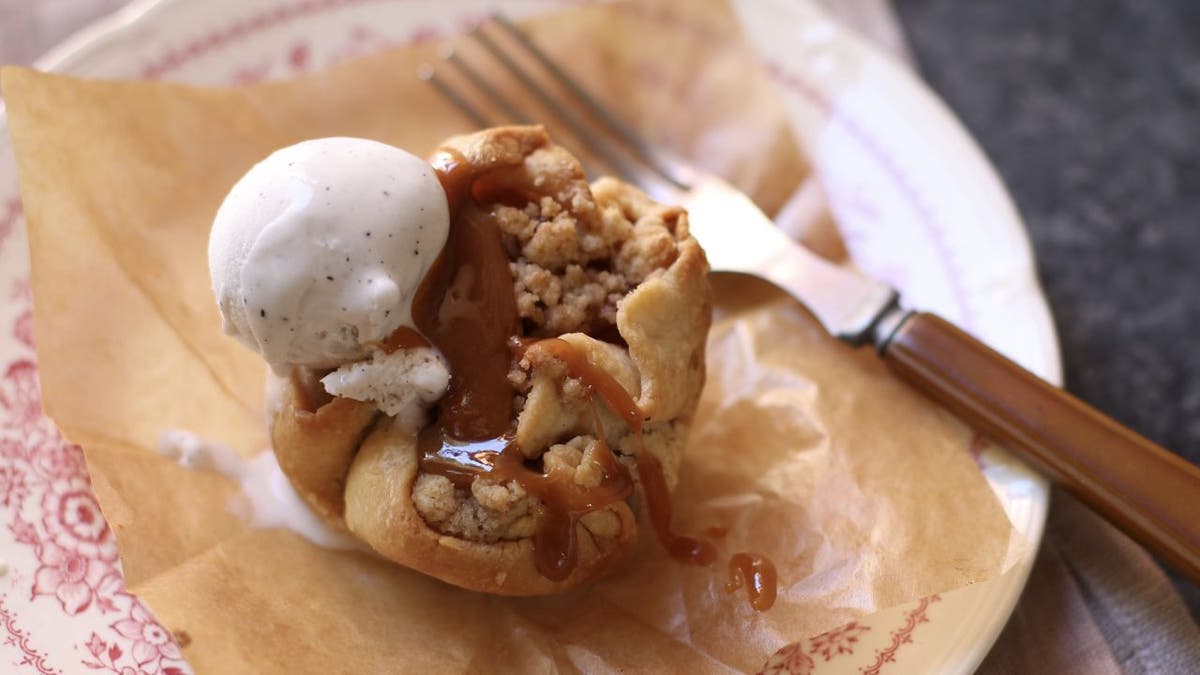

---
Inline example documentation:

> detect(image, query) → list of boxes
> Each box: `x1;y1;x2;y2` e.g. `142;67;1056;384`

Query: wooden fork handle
878;311;1200;583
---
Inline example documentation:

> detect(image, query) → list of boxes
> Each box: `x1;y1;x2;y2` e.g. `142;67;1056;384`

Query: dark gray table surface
896;0;1200;621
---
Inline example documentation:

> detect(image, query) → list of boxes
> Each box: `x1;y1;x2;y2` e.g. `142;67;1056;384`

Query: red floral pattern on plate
809;621;870;661
0;201;188;673
760;643;816;675
110;603;184;668
861;595;942;675
758;595;941;674
0;595;62;674
0;361;43;437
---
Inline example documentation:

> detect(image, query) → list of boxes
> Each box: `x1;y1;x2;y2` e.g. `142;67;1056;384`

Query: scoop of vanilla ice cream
209;137;449;375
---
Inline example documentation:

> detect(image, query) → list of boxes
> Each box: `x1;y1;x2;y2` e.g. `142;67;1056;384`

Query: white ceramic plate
0;1;1053;672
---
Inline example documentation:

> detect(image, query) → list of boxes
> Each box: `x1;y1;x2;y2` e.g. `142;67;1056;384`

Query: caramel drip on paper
725;553;778;611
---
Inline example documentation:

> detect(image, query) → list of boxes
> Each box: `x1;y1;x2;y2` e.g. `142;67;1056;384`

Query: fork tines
419;14;691;198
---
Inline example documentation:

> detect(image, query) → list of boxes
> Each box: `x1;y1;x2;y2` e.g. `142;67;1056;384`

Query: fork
420;15;1200;584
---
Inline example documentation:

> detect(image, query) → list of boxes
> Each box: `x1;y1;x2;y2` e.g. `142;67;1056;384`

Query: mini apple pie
220;126;709;595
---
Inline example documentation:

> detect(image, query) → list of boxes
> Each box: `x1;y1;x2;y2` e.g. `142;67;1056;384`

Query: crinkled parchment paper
1;0;1015;671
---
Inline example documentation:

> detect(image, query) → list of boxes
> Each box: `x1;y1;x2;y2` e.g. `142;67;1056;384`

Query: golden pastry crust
269;382;377;528
269;126;710;594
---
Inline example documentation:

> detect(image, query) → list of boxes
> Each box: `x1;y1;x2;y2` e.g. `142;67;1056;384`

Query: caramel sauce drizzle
510;337;643;434
636;448;718;566
725;553;778;611
414;150;518;442
413;148;766;597
416;151;632;580
377;326;431;353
